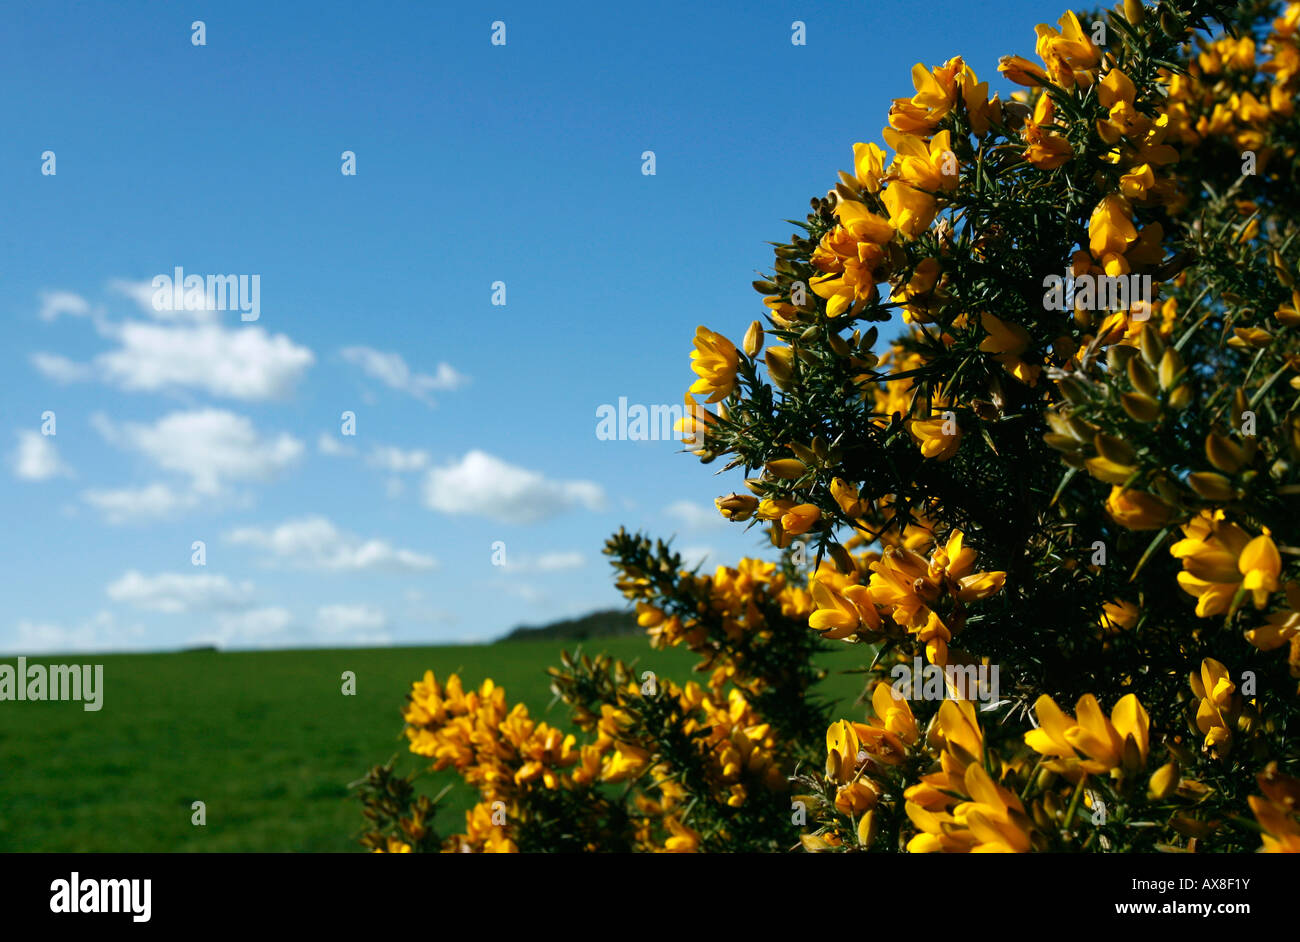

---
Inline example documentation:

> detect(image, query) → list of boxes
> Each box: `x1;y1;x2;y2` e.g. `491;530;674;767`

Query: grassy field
0;638;868;852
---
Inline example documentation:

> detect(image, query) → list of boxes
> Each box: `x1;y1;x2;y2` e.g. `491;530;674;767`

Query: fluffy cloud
533;551;586;571
106;570;256;614
108;277;220;324
225;515;437;571
316;604;391;643
422;450;605;523
664;499;727;531
32;281;313;400
341;346;467;405
11;431;71;481
5;611;146;654
29;352;94;383
501;551;586;572
367;445;431;472
317;433;355;457
81;483;200;524
38;290;92;322
678;546;715;569
95;322;313;400
200;607;295;648
94;409;303;495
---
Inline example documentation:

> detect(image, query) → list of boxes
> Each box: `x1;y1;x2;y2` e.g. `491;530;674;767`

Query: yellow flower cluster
809;530;1005;666
905;700;1033;852
374;1;1300;857
397;661;791;852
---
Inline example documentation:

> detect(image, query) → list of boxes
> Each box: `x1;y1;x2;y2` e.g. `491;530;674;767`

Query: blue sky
1;0;1051;652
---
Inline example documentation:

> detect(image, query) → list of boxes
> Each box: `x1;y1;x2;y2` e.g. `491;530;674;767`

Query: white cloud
422;450;606;523
96;322;313;400
108;277;222;324
679;546;715;569
317;433;355;457
33;283;311;400
502;551;587;572
12;431;71;481
95;409;303;495
534;551;586;571
38;290;91;322
107;278;164;316
225;515;437;571
106;570;256;614
664;499;726;531
316;604;391;644
6;611;146;654
81;483;199;524
341;346;467;405
30;352;94;383
201;607;295;648
367;444;431;472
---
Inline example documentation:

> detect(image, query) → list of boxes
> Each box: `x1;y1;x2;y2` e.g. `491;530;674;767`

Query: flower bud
1157;348;1184;391
1121;391;1162;422
1205;432;1247;473
1127;355;1159;399
1186;471;1235;501
1148;762;1178;800
714;492;759;521
764;458;806;479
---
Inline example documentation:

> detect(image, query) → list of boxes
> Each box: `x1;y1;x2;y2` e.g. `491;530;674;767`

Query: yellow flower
1171;511;1281;616
1104;485;1174;531
906;702;1033;852
1189;658;1239;757
889;57;965;133
998;55;1049;87
662;817;701;852
1100;599;1139;633
1088;194;1138;265
714;492;759;522
1097;68;1136;109
864;680;919;754
978;312;1040;384
811;241;888;317
881;182;938;239
688;326;739;403
830;477;870;518
1035;10;1100;85
1024;94;1073;169
1249;763;1300;853
835;198;897;243
1024;692;1149;777
809;573;880;640
674;390;717;453
1245;583;1300;675
602;740;651;782
891;257;943;324
890;129;960;193
910;415;961;461
852;142;887;193
780;503;821;536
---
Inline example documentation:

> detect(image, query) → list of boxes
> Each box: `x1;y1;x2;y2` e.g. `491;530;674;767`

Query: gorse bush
357;0;1300;853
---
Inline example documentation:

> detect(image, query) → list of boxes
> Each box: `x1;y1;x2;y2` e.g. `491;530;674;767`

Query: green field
0;638;868;852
